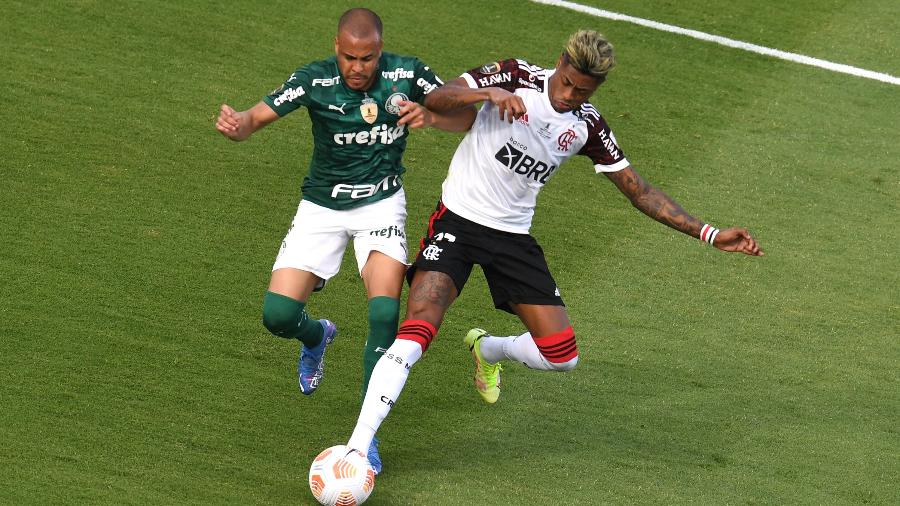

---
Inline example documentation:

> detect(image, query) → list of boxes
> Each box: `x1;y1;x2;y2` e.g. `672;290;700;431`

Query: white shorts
272;189;408;280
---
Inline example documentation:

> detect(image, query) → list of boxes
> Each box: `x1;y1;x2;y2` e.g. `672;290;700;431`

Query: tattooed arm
605;167;701;235
605;167;764;256
424;77;526;122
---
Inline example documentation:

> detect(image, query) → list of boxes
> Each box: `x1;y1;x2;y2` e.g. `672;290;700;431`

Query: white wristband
700;224;719;245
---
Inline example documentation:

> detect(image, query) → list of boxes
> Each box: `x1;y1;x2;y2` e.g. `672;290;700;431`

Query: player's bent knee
262;291;305;338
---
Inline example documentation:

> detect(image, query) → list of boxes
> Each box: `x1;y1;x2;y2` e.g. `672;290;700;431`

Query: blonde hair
563;30;615;80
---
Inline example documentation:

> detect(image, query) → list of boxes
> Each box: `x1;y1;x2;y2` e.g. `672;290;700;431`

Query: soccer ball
308;445;375;506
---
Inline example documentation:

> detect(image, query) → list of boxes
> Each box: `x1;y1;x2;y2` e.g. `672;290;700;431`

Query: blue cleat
297;319;337;395
368;436;383;475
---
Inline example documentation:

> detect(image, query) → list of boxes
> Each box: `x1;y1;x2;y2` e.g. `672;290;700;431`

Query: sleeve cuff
594;159;631;173
460;73;478;89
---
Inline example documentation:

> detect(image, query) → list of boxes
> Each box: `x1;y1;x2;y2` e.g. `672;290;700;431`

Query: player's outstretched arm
215;101;279;141
708;227;763;256
424;77;526;123
605;166;763;256
396;100;476;132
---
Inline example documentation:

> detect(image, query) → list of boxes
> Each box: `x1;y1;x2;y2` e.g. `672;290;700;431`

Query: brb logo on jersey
494;139;558;184
557;129;577;152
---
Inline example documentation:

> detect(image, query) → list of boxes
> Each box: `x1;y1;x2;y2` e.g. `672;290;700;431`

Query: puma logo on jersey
328;103;346;114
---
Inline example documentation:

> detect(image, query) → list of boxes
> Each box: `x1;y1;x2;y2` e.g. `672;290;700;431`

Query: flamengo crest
557;129;577;151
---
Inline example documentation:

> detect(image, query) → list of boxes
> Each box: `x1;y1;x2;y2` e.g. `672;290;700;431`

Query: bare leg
267;267;322;302
479;303;578;371
509;303;571;337
406;270;458;328
360;250;406;299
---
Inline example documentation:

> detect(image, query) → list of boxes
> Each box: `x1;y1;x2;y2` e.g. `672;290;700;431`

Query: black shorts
408;201;565;314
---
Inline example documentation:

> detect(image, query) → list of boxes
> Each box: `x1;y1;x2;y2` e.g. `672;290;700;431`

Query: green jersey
263;52;443;210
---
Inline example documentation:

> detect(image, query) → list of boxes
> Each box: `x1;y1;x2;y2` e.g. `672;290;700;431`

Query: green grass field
2;0;897;504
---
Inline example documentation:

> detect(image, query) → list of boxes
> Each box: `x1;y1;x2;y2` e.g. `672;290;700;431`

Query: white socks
347;339;422;453
479;331;579;371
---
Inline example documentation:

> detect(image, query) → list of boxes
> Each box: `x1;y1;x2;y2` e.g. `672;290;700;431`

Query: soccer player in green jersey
214;8;473;474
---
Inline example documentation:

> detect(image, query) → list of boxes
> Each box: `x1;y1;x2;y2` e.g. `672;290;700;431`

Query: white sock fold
480;331;576;371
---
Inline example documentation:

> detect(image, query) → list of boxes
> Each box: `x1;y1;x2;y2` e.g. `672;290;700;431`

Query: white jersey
441;59;630;233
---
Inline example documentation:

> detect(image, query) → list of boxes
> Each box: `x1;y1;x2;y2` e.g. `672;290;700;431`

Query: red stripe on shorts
418;202;449;254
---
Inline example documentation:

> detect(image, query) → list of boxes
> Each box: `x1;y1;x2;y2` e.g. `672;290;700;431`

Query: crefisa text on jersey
333;124;407;146
368;225;405;240
273;86;305;106
382;67;415;81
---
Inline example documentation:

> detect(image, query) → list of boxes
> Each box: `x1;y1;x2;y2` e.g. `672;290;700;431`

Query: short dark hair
338;8;383;38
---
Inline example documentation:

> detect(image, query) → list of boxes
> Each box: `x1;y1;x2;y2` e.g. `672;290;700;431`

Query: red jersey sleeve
576;104;630;172
461;59;545;92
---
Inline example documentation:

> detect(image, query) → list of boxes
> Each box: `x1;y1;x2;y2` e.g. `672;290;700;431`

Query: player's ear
334;36;340;54
556;53;565;69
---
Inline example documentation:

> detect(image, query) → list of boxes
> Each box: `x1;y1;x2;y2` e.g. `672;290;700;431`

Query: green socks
262;291;324;348
262;291;399;398
362;296;400;397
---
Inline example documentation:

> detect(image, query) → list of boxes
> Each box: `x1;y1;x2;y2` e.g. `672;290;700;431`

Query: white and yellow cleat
464;328;502;404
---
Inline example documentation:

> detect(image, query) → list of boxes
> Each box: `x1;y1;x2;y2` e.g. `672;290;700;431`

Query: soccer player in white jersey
346;30;763;461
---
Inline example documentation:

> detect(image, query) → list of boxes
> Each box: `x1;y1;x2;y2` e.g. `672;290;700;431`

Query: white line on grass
530;0;900;86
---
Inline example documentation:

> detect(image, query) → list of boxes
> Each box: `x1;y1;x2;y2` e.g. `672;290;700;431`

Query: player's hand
487;88;526;123
714;228;764;256
396;100;433;129
215;104;245;140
